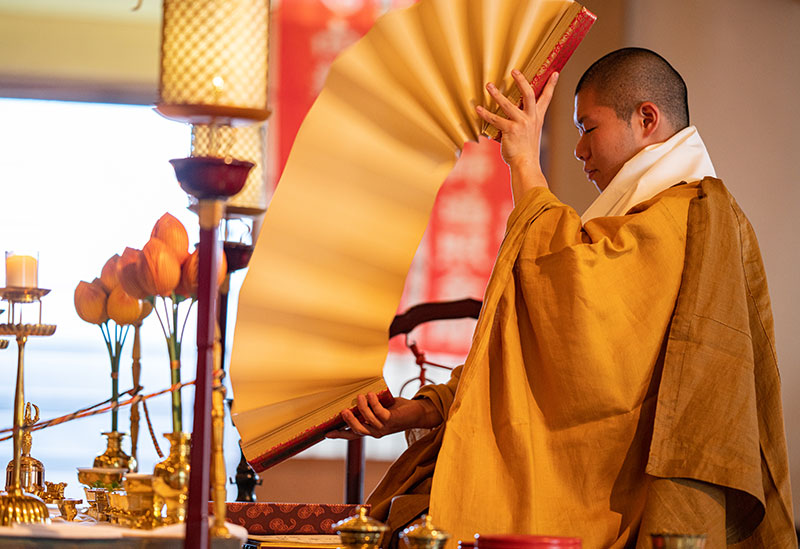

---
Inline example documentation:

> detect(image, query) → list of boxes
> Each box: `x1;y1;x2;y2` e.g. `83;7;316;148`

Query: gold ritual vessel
0;287;56;526
152;431;191;524
402;515;451;549
104;473;162;529
77;467;126;490
57;498;82;521
41;481;67;504
84;487;110;521
334;505;388;549
77;467;125;521
94;431;137;472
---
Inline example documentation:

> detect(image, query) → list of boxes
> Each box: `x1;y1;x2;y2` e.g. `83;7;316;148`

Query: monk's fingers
356;393;384;429
485;82;524;120
325;428;361;440
366;392;392;425
511;69;536;114
341;408;372;437
535;72;559;116
476;105;511;134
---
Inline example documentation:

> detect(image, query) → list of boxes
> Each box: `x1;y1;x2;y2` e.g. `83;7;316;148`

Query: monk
328;48;796;548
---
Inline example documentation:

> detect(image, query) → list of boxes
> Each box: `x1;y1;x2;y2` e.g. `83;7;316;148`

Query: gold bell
5;403;44;497
402;514;451;549
334;505;389;549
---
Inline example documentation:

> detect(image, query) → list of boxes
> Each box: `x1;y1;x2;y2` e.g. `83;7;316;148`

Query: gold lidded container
650;533;707;548
334;505;388;549
402;515;451;549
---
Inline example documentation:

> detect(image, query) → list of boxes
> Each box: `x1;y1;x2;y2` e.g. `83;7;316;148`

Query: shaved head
575;48;689;133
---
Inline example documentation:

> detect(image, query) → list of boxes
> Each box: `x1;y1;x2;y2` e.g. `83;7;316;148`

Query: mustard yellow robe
368;178;795;548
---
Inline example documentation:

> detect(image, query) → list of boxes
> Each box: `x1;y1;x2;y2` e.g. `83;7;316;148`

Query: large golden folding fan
230;0;595;472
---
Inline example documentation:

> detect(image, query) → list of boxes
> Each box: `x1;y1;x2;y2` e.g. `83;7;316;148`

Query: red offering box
211;502;367;535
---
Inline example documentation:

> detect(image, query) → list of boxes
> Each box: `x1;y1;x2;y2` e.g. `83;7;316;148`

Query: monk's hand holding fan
477;70;560;201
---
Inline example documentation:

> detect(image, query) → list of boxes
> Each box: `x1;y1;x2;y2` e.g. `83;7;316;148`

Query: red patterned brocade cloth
211;502;367;534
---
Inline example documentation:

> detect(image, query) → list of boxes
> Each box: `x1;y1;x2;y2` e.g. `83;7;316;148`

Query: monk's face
573;88;644;192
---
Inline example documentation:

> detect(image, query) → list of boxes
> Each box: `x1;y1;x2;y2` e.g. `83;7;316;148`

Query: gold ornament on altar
94;431;136;471
152;431;191;524
42;481;67;504
57;498;81;521
5;402;44;498
77;466;125;490
401;515;451;549
117;473;162;529
334;506;389;549
103;473;163;529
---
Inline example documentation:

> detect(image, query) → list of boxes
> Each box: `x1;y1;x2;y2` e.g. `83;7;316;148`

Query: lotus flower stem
178;299;195;347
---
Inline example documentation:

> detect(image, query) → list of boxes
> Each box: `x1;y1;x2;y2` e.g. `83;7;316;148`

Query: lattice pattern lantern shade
157;0;270;124
191;123;269;215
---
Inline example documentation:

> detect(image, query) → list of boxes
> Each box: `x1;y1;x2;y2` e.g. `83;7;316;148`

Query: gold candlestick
0;287;56;526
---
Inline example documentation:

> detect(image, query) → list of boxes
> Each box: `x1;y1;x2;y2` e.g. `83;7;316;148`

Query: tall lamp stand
170;156;253;549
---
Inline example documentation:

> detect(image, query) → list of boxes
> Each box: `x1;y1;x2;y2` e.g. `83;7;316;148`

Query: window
0;97;465;502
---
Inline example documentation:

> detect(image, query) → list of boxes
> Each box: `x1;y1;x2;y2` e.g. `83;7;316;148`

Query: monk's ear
635;101;661;140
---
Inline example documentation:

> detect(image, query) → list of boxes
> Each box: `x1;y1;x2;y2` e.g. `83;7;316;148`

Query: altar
0;505;247;549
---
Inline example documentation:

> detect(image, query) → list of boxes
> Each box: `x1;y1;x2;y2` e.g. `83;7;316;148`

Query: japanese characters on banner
270;0;513;361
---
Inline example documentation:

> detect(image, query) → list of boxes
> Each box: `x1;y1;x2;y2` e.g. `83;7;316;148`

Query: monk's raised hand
476;70;559;170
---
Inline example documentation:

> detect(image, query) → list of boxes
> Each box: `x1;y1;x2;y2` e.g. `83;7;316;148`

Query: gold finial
23;402;39;426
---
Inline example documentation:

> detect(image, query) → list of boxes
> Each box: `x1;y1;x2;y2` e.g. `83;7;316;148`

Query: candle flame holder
0;287;56;526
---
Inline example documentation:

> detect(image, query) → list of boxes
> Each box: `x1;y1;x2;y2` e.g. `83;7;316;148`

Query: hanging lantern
191;123;269;215
157;0;270;125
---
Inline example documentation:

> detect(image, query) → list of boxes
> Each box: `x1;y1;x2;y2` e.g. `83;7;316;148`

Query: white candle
6;253;38;288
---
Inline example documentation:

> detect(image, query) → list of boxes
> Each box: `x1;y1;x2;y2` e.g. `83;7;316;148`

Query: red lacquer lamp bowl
169;156;254;199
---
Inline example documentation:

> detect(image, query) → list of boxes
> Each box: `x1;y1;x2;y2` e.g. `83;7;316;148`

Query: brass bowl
77;467;125;490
